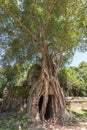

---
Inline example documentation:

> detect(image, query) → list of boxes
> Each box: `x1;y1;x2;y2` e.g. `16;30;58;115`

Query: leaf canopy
0;0;87;67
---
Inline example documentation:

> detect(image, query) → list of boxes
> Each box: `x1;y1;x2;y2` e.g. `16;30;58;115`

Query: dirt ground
26;117;87;130
47;124;87;130
0;98;87;130
34;121;87;130
0;112;87;130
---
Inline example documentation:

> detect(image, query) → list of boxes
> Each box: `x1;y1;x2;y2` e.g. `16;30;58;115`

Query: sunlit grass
70;109;87;117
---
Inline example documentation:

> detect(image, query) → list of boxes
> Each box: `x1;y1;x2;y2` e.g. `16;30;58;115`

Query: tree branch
57;42;66;71
44;0;57;33
0;4;38;43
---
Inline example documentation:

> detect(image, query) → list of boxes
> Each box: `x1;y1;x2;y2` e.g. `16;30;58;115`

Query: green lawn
70;109;87;118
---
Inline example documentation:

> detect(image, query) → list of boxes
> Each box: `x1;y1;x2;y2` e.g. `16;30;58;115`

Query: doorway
38;95;54;120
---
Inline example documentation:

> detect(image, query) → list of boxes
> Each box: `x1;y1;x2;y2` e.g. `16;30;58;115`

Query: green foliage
70;109;87;118
0;0;87;99
0;110;30;130
58;62;87;96
8;86;30;99
0;64;27;97
0;0;87;67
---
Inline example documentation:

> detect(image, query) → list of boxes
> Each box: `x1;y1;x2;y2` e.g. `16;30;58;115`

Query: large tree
0;0;87;123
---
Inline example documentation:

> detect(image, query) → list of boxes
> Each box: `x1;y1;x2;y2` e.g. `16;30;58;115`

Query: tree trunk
27;37;68;124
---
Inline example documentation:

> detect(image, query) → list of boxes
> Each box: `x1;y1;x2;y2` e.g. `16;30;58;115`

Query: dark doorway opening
39;95;43;113
38;95;53;120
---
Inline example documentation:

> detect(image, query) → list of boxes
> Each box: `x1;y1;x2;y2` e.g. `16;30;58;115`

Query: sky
70;51;87;66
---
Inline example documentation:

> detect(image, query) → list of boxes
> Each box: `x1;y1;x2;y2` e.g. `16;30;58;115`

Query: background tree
0;64;27;98
0;0;87;123
58;62;87;97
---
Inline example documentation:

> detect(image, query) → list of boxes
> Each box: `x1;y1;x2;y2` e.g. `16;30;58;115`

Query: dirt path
0;111;87;130
38;124;87;130
39;120;87;130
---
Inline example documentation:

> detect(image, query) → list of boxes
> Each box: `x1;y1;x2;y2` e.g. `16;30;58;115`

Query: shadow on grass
70;109;87;119
82;109;87;116
82;109;87;112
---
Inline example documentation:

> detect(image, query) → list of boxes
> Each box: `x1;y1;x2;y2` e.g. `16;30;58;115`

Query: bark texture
27;52;68;124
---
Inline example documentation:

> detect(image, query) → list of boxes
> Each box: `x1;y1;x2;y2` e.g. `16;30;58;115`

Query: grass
0;109;87;129
71;109;87;115
70;109;87;127
0;111;30;130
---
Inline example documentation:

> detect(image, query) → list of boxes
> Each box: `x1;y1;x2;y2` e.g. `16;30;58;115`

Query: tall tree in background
0;0;87;123
58;62;87;97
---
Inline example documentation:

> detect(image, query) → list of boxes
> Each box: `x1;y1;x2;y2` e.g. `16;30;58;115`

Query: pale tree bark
27;31;68;123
